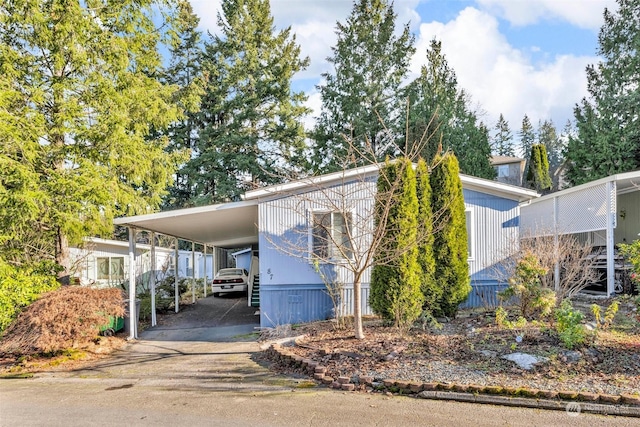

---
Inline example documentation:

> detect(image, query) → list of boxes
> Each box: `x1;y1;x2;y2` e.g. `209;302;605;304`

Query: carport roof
113;200;258;248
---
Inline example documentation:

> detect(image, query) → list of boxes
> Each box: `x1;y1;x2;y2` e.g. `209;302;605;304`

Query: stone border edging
265;342;640;418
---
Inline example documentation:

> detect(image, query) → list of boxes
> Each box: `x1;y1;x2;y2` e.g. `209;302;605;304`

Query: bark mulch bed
258;296;640;403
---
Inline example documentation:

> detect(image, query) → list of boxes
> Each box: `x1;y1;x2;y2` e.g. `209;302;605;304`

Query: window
97;257;125;282
310;211;353;260
465;209;474;260
497;164;510;178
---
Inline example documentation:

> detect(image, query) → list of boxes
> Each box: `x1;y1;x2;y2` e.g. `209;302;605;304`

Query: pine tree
430;152;471;317
370;158;424;327
525;144;552;193
492;114;515;157
405;39;495;179
415;158;438;314
191;0;310;203
0;0;184;279
565;0;640;185
311;0;415;172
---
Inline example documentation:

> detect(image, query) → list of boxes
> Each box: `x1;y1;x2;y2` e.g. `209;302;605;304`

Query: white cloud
413;7;597;132
476;0;615;29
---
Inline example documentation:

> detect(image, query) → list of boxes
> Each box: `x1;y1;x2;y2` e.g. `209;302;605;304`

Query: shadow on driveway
140;293;260;342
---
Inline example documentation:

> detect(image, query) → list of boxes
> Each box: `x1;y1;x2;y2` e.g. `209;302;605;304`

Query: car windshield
218;269;243;276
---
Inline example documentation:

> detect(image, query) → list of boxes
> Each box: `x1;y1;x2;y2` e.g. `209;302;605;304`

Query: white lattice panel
520;198;555;236
557;182;614;233
520;182;617;237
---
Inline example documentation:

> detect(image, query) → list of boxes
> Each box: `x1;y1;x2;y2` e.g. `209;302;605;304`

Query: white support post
212;246;217;278
191;241;196;304
128;227;137;340
203;245;208;298
553;196;560;292
175;238;180;313
150;232;157;327
606;181;616;296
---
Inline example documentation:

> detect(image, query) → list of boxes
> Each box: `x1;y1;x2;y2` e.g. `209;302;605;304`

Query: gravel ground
271;299;640;397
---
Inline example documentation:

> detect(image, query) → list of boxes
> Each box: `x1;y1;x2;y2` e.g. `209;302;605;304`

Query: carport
113;200;259;339
520;171;640;296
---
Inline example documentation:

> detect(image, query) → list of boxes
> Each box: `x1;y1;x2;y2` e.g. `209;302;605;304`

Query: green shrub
370;158;424;328
495;306;527;330
555;300;586;349
430;152;471;317
0;260;60;333
499;253;555;320
591;300;619;330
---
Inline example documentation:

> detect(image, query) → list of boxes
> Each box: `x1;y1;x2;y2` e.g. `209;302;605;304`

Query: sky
189;0;617;138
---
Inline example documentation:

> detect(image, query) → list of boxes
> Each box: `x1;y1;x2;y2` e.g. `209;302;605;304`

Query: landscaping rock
479;350;498;358
501;352;548;370
559;350;582;363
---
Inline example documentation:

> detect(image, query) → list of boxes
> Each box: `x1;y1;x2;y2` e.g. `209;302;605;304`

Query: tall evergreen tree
0;0;184;280
370;158;424;327
405;39;495;179
519;114;535;175
311;0;415;172
565;0;640;185
430;152;471;317
162;0;205;209
519;114;535;161
536;119;564;190
492;114;515;157
191;0;310;203
525;144;552;193
415;159;437;314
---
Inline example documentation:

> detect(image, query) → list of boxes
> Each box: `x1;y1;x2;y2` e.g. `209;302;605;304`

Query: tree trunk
56;227;71;285
353;273;365;339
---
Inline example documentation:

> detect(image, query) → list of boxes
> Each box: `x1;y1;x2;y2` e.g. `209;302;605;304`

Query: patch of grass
0;372;34;379
233;332;260;341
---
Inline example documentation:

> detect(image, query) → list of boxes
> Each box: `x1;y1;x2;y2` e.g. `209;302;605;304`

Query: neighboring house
71;238;216;290
115;164;539;331
491;156;525;187
520;170;640;295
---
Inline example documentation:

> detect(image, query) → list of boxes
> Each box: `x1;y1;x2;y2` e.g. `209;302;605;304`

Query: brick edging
265;343;640;417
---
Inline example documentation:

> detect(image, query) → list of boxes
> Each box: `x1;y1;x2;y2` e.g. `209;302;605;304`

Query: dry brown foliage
0;286;125;355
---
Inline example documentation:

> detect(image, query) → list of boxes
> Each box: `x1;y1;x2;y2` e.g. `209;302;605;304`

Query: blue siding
257;180;524;324
460;281;509;309
260;283;333;327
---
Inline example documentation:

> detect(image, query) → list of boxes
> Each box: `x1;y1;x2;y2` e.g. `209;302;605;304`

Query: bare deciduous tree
494;230;601;302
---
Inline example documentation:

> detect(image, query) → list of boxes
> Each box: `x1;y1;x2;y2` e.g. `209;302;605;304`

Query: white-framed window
465;208;474;260
97;257;125;282
309;211;353;261
497;164;510;178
